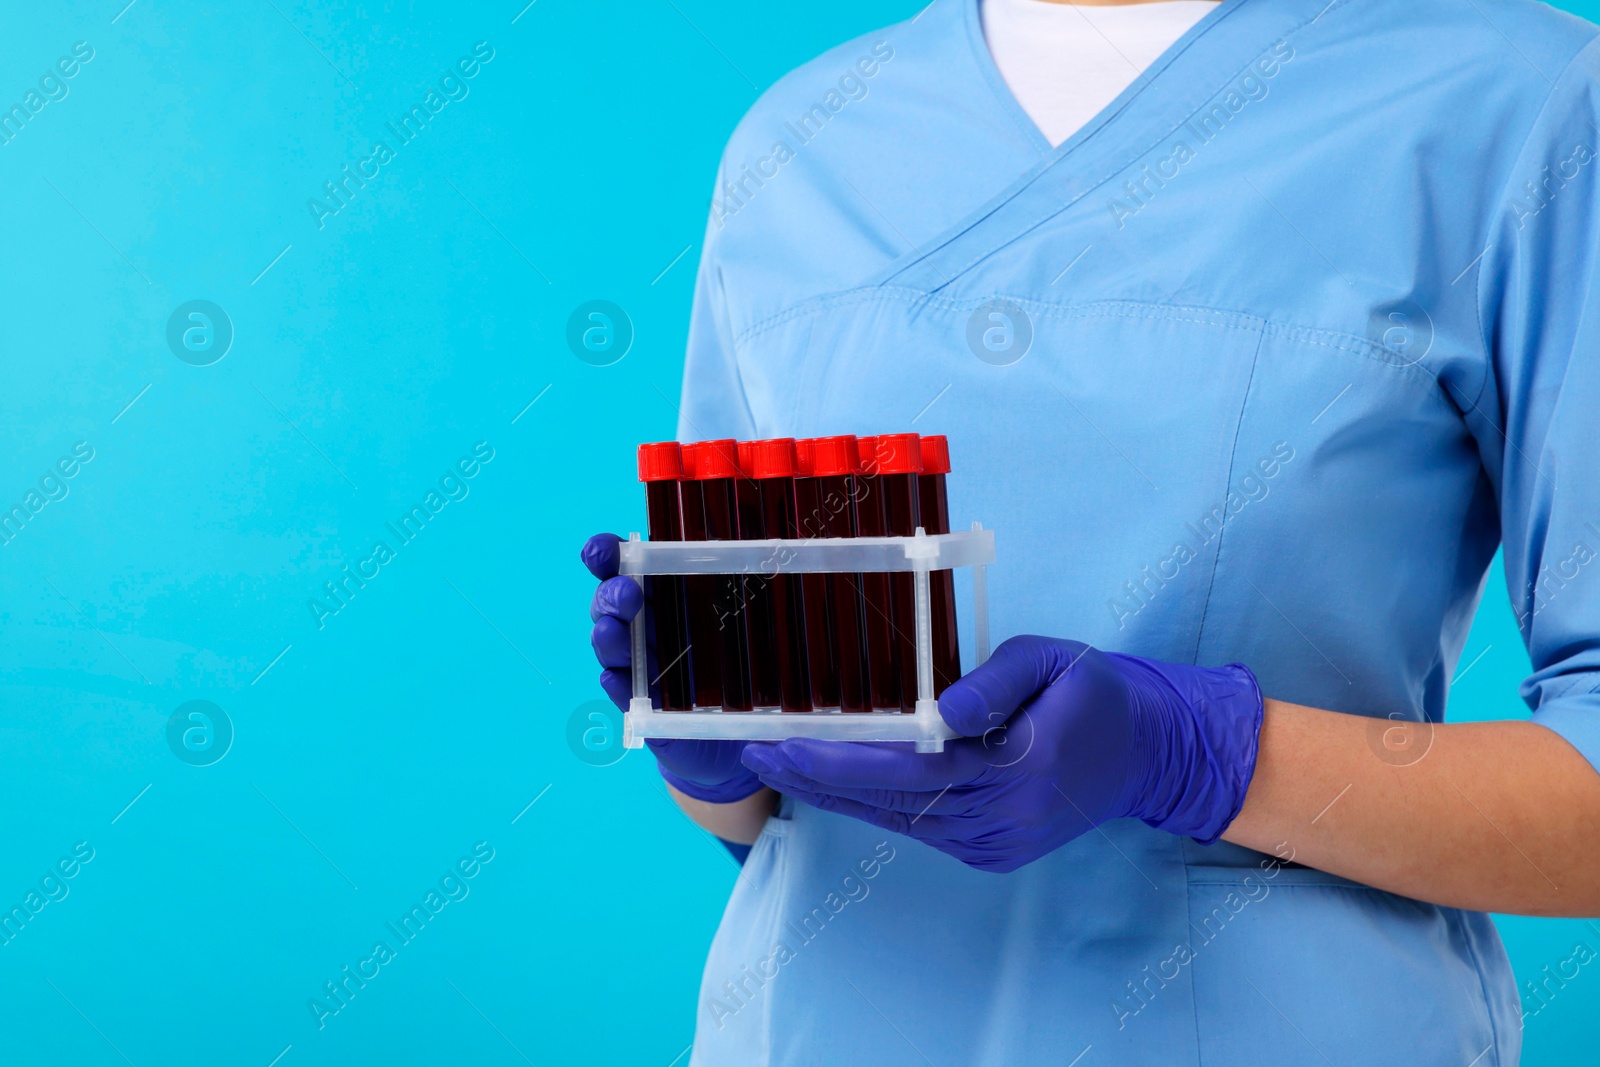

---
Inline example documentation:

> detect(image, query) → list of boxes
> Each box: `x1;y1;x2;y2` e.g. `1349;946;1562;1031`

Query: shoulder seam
1466;33;1600;414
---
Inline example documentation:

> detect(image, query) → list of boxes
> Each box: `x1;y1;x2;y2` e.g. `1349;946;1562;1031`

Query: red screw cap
872;433;922;475
637;441;683;482
806;435;860;478
919;435;950;476
856;435;879;474
751;438;798;480
684;438;739;480
794;438;816;477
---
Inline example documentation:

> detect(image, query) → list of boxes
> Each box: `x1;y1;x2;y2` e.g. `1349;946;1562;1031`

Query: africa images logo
711;41;895;228
308;843;495;1030
307;442;494;630
0;40;94;148
306;42;496;230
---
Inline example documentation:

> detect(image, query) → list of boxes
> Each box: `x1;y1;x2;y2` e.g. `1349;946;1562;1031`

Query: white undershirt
981;0;1219;146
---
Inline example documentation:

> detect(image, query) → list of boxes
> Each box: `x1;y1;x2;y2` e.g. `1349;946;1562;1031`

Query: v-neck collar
876;0;1339;291
963;0;1057;155
968;0;1226;156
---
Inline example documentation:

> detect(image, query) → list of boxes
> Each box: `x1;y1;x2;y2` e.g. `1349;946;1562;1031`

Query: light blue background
0;1;1596;1063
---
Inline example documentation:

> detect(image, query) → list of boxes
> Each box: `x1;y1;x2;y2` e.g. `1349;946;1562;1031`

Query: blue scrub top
678;0;1600;1062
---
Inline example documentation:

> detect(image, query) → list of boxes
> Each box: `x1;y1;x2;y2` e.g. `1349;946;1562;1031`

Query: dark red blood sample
638;442;694;711
735;442;783;709
751;439;812;713
797;436;869;713
677;443;722;710
853;435;901;713
873;434;923;711
687;439;753;712
918;435;961;696
793;440;838;709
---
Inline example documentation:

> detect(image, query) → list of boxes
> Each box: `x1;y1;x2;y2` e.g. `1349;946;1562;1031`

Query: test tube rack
620;522;994;753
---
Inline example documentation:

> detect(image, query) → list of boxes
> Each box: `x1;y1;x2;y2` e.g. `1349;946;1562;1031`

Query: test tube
751;439;812;713
677;442;723;711
688;439;753;713
873;434;923;712
736;442;782;709
853;435;901;713
637;442;694;711
918;435;961;696
793;440;839;709
798;436;869;713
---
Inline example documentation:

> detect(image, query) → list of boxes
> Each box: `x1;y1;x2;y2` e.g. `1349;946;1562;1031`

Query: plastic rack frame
620;523;994;753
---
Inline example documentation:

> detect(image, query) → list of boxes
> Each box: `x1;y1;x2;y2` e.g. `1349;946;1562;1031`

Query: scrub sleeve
1474;38;1600;768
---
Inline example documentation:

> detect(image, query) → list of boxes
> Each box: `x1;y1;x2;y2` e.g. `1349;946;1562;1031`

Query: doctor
586;0;1600;1062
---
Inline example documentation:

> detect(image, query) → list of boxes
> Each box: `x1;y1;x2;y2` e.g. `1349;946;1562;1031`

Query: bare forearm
666;783;778;845
1223;699;1600;916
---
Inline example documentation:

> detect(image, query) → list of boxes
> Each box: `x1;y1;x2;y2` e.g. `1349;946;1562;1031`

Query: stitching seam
1465;36;1599;415
739;290;1447;393
1449;907;1504;1067
1191;326;1266;666
905;0;1357;287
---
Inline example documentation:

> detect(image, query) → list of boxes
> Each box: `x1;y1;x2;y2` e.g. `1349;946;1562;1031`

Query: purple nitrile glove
740;636;1263;873
582;532;764;805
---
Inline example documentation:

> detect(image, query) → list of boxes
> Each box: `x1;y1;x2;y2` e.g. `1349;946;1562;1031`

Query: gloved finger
590;615;633;669
599;668;632;712
649;738;757;790
581;533;623;581
747;765;976;816
589;575;644;623
743;737;989;792
784;783;1030;873
776;783;974;843
957;851;1032;875
648;737;733;766
937;634;1093;736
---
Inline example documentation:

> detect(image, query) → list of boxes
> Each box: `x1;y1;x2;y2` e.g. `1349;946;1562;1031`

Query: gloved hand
582;533;764;804
740;636;1263;872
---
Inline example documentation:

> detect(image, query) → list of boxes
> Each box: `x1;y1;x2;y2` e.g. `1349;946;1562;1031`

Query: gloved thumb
937;635;1090;737
581;532;622;580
